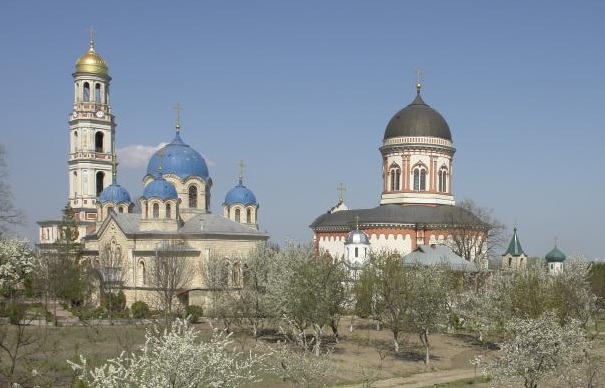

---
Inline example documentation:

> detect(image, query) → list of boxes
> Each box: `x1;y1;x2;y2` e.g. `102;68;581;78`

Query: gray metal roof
310;204;484;231
402;244;478;272
87;212;267;240
384;92;452;141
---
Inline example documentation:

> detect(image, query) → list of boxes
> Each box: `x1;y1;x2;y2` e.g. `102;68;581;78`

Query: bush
7;303;26;325
185;305;203;323
131;301;150;319
102;290;126;312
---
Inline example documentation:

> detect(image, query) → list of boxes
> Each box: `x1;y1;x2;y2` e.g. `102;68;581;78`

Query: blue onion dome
224;178;257;206
146;133;209;180
545;246;566;263
142;176;178;200
384;84;452;141
98;182;131;204
345;229;370;245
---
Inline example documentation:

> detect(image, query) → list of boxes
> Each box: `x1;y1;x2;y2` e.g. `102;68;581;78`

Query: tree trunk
419;329;430;364
330;319;340;343
393;329;399;353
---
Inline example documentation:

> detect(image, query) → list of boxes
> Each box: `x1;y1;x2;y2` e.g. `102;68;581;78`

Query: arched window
355;247;359;258
118;206;124;213
188;186;198;208
73;172;78;196
153;203;159;218
389;167;401;191
420;169;427;191
438;169;447;193
235;209;241;223
83;82;90;102
96;171;105;197
139;261;146;285
95;132;104;153
74;131;78;150
95;83;101;102
166;203;171;219
413;168;427;191
246;209;252;224
144;203;148;219
413;169;420;190
107;206;113;214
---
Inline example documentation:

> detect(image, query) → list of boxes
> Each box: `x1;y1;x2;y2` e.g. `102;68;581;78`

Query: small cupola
223;161;259;229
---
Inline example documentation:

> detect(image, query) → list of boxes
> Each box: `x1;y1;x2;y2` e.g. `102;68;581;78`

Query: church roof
98;182;131;204
75;40;109;75
89;212;267;240
142;176;178;200
146;133;210;180
504;228;525;257
310;204;484;231
384;90;452;141
545;246;566;263
402;244;478;272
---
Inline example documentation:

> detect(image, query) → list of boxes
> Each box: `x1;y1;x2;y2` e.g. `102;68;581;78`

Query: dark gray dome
384;92;452;141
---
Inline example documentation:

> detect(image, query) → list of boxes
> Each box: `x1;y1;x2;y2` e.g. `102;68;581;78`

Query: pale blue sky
1;1;604;259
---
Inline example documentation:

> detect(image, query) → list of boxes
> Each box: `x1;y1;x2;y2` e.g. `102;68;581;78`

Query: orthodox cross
238;160;245;182
174;102;183;133
415;67;423;92
337;182;346;202
354;215;360;230
87;27;96;49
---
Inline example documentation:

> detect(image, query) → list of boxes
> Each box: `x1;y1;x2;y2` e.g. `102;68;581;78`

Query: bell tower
68;32;115;224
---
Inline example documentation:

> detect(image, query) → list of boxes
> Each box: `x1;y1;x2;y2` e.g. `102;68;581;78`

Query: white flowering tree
486;311;590;388
69;318;266;388
0;238;34;299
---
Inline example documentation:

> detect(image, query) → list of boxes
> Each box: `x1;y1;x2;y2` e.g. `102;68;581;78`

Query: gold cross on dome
173;102;183;132
337;182;346;202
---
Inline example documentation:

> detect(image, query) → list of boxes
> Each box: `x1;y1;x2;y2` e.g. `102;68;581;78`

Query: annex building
37;38;268;306
310;80;485;267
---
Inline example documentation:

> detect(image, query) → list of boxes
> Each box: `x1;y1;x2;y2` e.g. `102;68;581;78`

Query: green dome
545;246;566;263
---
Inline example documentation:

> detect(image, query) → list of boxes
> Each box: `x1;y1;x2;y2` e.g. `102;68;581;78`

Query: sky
1;1;604;259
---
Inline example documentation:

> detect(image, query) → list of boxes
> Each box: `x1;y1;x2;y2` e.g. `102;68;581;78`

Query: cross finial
173;102;183;133
554;236;558;248
87;26;96;51
415;68;423;93
112;153;117;183
354;215;360;230
337;182;346;202
238;160;245;184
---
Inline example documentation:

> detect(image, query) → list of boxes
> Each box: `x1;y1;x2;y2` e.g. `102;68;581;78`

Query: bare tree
0;144;25;235
446;198;506;265
95;241;127;322
355;251;409;353
149;240;195;323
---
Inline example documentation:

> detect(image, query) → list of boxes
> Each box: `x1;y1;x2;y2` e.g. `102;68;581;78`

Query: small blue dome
224;180;257;206
143;177;178;200
146;133;209;180
98;182;131;204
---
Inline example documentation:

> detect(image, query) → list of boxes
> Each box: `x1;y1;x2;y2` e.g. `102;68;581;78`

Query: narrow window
144;203;148;218
83;82;90;102
438;171;443;192
96;171;105;196
153;203;159;218
95;83;101;102
188;186;198;208
107;206;113;213
166;203;171;218
395;169;401;190
118;207;124;213
235;209;241;223
73;172;78;195
246;209;252;223
420;169;427;191
139;261;146;285
390;170;396;191
413;169;420;190
355;247;359;258
95;132;104;153
508;257;512;268
74;131;78;151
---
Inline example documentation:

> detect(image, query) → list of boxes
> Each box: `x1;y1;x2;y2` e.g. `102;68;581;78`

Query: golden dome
75;41;108;75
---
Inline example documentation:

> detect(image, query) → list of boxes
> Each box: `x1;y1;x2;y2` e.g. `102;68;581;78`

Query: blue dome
98;182;131;204
224;180;257;206
146;133;209;180
143;177;178;200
